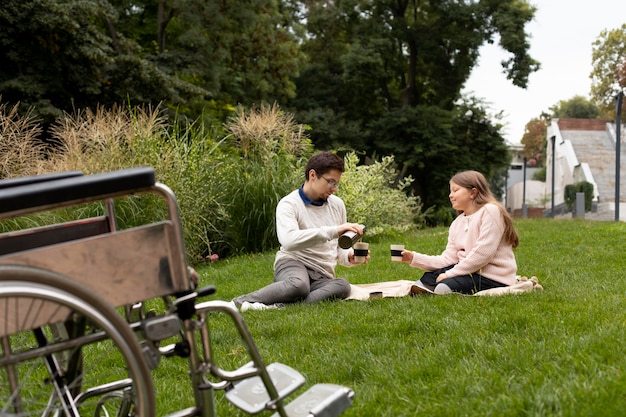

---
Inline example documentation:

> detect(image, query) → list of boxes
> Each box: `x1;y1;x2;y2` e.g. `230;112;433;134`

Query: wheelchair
0;167;354;417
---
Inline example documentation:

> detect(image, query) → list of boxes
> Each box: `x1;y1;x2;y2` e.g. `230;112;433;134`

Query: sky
462;0;625;145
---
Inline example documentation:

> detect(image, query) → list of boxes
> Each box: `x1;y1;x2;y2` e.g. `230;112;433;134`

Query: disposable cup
390;244;404;262
353;242;369;264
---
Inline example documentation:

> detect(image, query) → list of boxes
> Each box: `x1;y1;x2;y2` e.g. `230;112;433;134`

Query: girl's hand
436;273;448;283
400;250;414;264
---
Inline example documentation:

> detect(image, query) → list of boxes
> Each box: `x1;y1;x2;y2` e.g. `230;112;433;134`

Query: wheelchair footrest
225;362;305;414
271;383;355;417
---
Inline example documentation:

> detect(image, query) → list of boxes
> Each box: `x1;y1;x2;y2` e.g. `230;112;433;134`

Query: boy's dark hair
304;152;344;180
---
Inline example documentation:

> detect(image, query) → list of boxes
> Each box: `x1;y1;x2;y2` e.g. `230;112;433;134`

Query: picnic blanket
346;276;543;300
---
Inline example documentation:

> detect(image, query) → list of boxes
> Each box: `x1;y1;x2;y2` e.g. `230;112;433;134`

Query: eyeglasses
320;175;340;188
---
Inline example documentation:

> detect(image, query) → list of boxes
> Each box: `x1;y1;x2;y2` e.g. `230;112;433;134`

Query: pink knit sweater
410;203;517;286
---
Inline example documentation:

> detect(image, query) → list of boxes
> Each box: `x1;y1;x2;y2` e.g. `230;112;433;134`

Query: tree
619;61;626;86
292;0;539;111
287;0;538;209
550;95;599;119
0;0;205;127
89;0;305;112
590;24;626;119
521;117;547;167
0;0;305;126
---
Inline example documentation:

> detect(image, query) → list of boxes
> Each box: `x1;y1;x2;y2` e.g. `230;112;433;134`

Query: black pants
419;265;507;295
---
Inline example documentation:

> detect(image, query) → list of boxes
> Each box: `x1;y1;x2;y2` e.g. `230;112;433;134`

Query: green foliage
289;0;537;174
0;0;304;126
149;0;304;106
1;1;537;216
564;185;576;211
550;95;599;119
488;0;541;87
337;152;425;236
0;100;434;263
591;24;626;119
564;181;594;212
213;103;313;255
0;0;205;126
532;166;547;181
297;0;539;107
283;1;536;212
362;102;511;211
214;157;304;256
425;206;456;228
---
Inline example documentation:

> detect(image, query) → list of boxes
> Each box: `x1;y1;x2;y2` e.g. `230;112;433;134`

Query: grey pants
233;259;351;305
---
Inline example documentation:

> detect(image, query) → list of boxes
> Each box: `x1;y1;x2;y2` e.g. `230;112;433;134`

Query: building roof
557;118;612;131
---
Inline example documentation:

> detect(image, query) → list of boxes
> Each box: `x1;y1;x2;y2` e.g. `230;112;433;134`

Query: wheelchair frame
0;167;354;417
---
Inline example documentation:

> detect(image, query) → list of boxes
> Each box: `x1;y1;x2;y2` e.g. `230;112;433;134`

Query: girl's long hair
450;170;519;248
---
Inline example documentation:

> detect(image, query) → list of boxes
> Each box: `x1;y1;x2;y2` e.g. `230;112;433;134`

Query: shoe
241;301;283;312
410;280;435;295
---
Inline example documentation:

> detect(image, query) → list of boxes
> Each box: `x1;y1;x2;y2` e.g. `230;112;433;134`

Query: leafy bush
337;152;425;236
564;181;593;212
426;206;455;227
532;166;546;181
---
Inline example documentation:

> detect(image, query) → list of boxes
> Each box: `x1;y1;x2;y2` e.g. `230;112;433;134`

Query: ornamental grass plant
1;100;423;261
167;218;626;417
0;102;47;177
0;103;227;261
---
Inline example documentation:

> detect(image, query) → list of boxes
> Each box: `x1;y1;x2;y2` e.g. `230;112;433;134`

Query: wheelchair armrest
0;167;156;215
0;171;83;190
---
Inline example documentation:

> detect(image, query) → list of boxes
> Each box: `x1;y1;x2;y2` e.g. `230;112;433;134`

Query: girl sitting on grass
400;170;519;295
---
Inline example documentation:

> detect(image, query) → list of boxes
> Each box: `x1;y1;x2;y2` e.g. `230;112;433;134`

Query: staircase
557;120;626;221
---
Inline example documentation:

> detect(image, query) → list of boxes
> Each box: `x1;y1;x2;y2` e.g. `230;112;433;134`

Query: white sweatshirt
274;188;352;278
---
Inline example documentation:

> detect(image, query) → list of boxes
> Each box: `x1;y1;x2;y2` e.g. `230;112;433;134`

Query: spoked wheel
0;265;155;416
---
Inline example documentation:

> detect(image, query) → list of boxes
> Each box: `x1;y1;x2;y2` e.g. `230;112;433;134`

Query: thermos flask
338;226;366;249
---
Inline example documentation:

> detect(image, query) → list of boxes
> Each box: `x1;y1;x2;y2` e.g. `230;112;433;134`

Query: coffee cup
353;242;369;264
390;244;404;262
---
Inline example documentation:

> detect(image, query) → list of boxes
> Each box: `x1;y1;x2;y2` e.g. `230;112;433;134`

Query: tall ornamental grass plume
1;102;227;263
0;101;50;178
216;103;314;255
226;102;312;161
0;101;62;236
48;104;173;174
48;104;229;262
337;152;426;236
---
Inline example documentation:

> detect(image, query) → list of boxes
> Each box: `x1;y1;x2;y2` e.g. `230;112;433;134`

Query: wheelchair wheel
0;265;155;417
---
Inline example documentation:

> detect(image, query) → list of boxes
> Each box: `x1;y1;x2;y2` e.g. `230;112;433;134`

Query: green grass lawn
155;218;626;416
